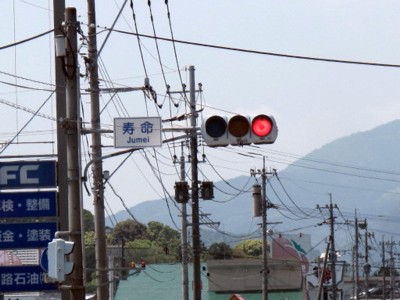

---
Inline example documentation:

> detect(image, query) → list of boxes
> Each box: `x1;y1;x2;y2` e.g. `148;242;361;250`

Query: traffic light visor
252;115;273;137
205;115;227;138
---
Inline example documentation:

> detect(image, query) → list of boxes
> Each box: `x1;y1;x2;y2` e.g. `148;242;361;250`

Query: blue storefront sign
0;191;57;218
0;222;57;249
0;160;57;189
0;265;57;292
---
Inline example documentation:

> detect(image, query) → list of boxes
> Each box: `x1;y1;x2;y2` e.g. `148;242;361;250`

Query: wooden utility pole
86;1;109;299
65;7;85;300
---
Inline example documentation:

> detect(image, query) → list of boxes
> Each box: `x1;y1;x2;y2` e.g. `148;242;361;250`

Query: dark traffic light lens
205;115;227;138
228;115;250;137
252;115;273;137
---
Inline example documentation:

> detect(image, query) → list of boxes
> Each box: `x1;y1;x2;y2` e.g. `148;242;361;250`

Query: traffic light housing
174;181;189;203
47;238;75;282
201;114;278;147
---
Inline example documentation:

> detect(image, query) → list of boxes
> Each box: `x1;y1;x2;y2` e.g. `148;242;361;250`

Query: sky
0;1;400;216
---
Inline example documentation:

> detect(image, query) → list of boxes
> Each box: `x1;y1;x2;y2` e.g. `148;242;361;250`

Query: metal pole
189;65;201;300
261;157;268;300
65;7;85;300
180;142;189;300
87;1;109;299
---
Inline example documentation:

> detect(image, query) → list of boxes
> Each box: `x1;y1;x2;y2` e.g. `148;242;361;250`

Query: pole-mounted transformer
253;184;262;217
175;181;189;203
200;181;214;200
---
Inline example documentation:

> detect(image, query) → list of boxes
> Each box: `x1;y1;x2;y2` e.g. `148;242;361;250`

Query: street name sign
0;191;57;218
0;265;57;292
0;222;57;249
114;117;162;148
0;160;57;189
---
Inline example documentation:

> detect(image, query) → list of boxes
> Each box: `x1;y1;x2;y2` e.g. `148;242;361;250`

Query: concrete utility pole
364;219;370;300
65;7;85;300
250;157;274;300
189;65;202;300
178;142;189;300
53;2;69;300
87;0;109;300
354;214;360;300
328;194;338;300
317;196;338;300
86;1;109;299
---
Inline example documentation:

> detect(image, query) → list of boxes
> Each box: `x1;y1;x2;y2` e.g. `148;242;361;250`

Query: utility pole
381;237;386;300
189;65;202;300
317;195;338;300
87;1;109;299
178;142;189;300
65;7;85;300
250;157;274;300
53;2;69;300
328;194;338;300
354;214;360;300
364;219;371;300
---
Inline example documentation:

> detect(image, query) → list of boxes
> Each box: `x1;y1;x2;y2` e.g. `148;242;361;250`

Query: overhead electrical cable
129;0;149;77
0;90;55;155
108;28;400;68
0;29;54;50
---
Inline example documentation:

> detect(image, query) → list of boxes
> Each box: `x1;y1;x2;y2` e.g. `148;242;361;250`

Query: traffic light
47;238;75;282
174;181;189;203
201;114;278;147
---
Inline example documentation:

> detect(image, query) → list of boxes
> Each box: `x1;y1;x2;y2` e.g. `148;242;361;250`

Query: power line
108;28;400;68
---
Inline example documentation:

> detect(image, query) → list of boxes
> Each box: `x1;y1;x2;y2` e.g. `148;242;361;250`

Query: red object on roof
230;294;245;300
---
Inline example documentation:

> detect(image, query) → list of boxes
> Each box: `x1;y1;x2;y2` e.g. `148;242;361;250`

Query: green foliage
234;239;263;257
84;231;96;287
109;219;148;244
105;220;182;264
207;242;233;259
83;209;95;232
373;266;399;277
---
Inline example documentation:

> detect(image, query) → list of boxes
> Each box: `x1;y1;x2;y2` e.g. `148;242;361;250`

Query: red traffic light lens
228;115;250;137
252;115;273;137
205;116;227;138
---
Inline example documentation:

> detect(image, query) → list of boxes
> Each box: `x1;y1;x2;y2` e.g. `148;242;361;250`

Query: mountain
106;120;400;249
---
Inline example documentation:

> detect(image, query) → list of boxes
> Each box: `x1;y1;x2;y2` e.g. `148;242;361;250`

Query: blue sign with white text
0;160;57;189
0;222;57;249
0;265;57;292
0;191;57;218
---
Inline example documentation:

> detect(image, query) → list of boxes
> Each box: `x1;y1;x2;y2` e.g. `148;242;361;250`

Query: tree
84;231;96;293
374;266;399;277
110;219;148;244
234;239;263;257
83;209;95;232
208;242;233;259
147;221;180;258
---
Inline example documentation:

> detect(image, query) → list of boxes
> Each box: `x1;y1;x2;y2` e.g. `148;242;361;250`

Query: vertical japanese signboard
0;160;58;292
